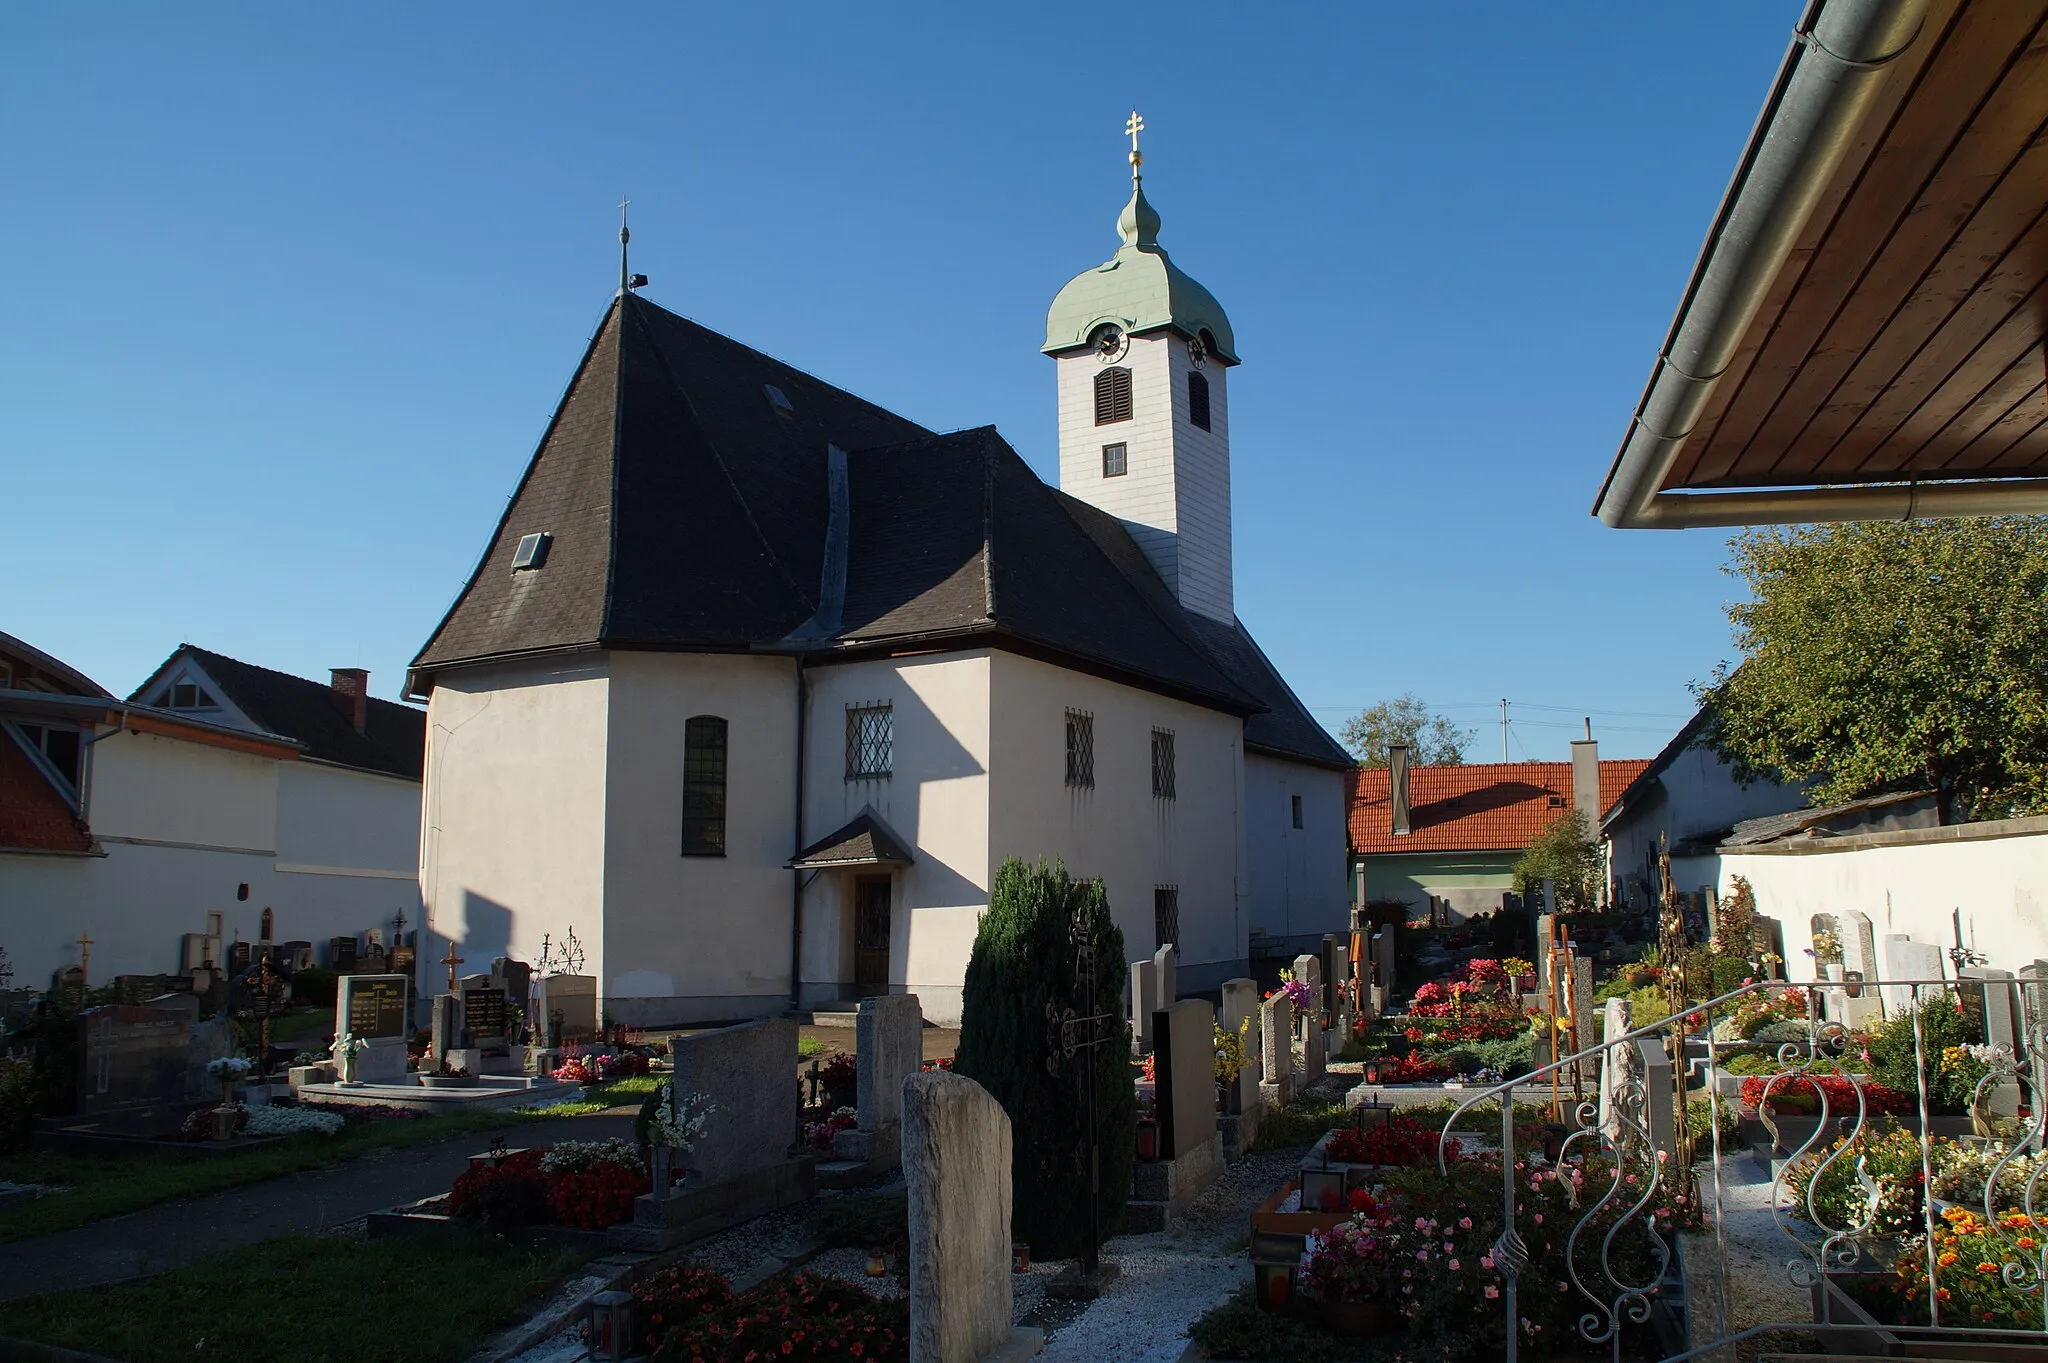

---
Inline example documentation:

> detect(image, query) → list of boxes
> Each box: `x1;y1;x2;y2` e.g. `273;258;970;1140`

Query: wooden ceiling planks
1662;0;2048;494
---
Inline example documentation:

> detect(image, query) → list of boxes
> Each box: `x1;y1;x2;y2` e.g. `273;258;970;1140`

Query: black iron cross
1043;893;1116;1283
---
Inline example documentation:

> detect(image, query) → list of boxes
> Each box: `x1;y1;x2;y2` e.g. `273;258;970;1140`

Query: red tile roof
0;732;95;855
1348;759;1652;856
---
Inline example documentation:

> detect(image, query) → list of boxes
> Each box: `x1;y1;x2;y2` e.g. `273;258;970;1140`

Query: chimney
1570;724;1599;839
1388;743;1412;837
329;668;370;734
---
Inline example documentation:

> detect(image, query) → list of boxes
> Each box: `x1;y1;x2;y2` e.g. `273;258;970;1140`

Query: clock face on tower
1093;324;1129;363
1187;334;1208;368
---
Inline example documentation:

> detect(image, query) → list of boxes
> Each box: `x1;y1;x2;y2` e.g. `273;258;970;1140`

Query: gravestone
1259;993;1294;1110
1152;943;1176;1008
669;1018;799;1186
1836;912;1884;1028
834;993;923;1168
1154;1000;1216;1161
429;993;466;1068
1129;960;1159;1054
1220;978;1262;1112
328;936;358;972
280;941;314;972
1373;930;1395;1000
1597;997;1632;1144
1321;935;1344;1019
537;973;598;1045
336;973;410;1083
1570;958;1597;1082
462;986;508;1042
492;957;532;1015
227;941;252;974
1959;967;2021;1051
361;941;388;974
75;1003;193;1136
181;932;219;972
1292;953;1321;1020
1352;932;1377;1022
1299;1003;1325;1088
1881;936;1944;1018
902;1071;1017;1363
2020;962;2048;1122
184;1009;237;1099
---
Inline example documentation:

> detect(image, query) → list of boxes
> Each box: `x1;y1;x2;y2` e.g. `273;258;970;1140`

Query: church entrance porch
853;876;891;996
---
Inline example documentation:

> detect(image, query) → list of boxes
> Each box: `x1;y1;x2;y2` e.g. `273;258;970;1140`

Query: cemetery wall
274;759;419;876
421;658;610;983
1243;752;1348;958
603;651;798;1023
1;726;421;986
989;650;1247;993
800;651;991;1025
1724;816;2048;977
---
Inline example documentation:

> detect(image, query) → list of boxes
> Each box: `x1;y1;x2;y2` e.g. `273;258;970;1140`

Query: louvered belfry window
1188;371;1211;431
1065;709;1095;788
681;716;728;856
1094;367;1133;425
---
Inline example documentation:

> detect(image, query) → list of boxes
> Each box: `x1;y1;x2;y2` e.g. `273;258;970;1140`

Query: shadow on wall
459;891;514;965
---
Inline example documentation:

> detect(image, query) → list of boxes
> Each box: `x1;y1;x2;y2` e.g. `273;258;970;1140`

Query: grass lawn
0;1077;648;1244
0;1228;588;1362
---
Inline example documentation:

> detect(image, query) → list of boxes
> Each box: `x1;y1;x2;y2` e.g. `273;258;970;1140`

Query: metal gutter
1594;0;1941;529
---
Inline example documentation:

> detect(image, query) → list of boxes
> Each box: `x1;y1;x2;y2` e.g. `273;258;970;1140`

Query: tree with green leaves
951;858;1135;1257
1512;811;1601;909
1340;694;1473;767
1699;518;2048;824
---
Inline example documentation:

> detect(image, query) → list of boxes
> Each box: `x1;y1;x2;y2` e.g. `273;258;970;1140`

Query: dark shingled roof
411;292;1346;767
788;807;916;868
134;647;427;781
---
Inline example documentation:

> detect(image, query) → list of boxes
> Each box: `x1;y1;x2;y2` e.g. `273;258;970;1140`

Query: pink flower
1416;1250;1429;1261
1480;1255;1494;1270
1533;1213;1543;1224
1448;1258;1461;1270
1459;1216;1473;1229
1415;1217;1429;1230
1485;1285;1500;1299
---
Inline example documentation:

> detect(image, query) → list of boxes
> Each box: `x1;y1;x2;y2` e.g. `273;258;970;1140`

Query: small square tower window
1101;443;1127;478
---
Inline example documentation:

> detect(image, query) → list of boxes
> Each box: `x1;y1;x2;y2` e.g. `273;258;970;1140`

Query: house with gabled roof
1;632;424;988
406;134;1352;1026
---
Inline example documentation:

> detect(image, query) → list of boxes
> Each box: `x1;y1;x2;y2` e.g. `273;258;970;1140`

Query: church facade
408;142;1350;1025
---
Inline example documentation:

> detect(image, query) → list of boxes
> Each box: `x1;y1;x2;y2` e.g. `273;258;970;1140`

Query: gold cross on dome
1125;110;1145;167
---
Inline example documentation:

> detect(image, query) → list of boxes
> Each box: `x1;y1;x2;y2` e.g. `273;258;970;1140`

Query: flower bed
1870;1205;2048;1333
634;1266;907;1361
1325;1112;1444;1167
1740;1072;1908;1117
447;1139;650;1234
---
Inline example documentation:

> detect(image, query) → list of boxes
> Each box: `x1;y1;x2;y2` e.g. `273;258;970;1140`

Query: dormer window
1188;371;1211;431
1094;367;1132;425
511;532;552;572
160;681;219;709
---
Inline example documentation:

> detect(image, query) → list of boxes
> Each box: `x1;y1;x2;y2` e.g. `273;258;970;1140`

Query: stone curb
0;1337;129;1363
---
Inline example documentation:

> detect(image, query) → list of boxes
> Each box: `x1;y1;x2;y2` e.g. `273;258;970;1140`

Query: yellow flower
2018;1237;2037;1251
1938;1252;1959;1268
1978;1262;1997;1274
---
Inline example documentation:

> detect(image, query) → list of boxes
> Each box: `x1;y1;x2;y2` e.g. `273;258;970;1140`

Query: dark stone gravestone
228;942;252;974
463;987;509;1042
280;941;314;972
74;1003;195;1137
391;944;415;975
329;936;357;972
113;975;171;1005
52;966;85;1007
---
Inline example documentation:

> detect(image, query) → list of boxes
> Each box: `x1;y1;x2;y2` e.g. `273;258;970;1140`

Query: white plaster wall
419;657;609;988
1056;333;1234;622
800;652;991;1025
275;762;420;874
601;652;797;1021
1607;748;1806;907
0;841;420;989
1243;753;1348;953
987;652;1244;992
88;729;277;852
1722;822;2048;982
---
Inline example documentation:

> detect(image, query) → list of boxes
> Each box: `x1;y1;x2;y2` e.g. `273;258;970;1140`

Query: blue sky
1;5;1797;760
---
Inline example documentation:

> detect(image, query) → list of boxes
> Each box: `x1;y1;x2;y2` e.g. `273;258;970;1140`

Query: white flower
540;1137;643;1176
206;1056;254;1081
648;1081;717;1152
244;1104;344;1137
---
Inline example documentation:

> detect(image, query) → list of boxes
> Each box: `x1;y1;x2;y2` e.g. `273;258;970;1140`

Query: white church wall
88;727;278;854
600;651;798;1024
801;651;991;1026
1244;753;1349;956
1726;817;2048;983
987;651;1245;993
419;657;610;991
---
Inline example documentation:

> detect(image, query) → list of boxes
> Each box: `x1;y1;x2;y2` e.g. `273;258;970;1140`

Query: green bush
1436;1033;1534;1078
1249;1092;1350;1152
952;859;1135;1257
0;1059;37;1155
812;1191;908;1249
1866;993;1971;1111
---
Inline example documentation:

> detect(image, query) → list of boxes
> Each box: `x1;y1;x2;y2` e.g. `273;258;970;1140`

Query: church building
408;124;1351;1025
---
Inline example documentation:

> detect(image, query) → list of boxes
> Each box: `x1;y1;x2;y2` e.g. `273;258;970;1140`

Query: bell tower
1045;113;1240;624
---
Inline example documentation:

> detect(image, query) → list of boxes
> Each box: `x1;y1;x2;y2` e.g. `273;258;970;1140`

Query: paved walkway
0;1108;637;1302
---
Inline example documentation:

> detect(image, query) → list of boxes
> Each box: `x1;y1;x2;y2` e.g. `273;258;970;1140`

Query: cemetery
0;862;2040;1363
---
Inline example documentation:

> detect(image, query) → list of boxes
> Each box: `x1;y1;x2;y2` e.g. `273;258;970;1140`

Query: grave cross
441;946;466;994
77;931;93;985
1043;890;1118;1291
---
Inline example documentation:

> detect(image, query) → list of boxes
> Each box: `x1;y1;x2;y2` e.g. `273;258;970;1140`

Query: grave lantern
1364;1061;1380;1086
1301;1164;1347;1213
586;1291;635;1363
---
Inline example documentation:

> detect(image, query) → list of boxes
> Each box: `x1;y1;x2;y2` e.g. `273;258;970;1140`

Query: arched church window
1094;367;1132;425
1188;371;1211;431
681;715;728;856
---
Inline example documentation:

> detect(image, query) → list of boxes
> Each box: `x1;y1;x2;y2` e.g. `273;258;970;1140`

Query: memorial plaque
329;936;358;972
341;975;409;1039
463;988;508;1039
76;1004;192;1133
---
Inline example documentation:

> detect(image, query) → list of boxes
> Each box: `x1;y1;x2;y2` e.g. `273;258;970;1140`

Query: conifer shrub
952;858;1135;1258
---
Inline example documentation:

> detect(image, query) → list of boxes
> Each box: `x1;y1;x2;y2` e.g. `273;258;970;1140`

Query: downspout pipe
789;654;808;1013
1594;0;1935;529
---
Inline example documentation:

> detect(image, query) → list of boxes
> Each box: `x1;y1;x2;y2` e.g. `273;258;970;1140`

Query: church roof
409;293;1342;765
788;807;915;868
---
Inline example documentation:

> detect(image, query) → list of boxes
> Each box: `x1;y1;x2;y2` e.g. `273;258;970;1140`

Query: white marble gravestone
336;973;410;1083
903;1072;1021;1363
1153;943;1177;1009
1220;978;1262;1113
1881;936;1944;1018
1130;960;1159;1054
834;993;923;1168
1259;993;1294;1110
1836;911;1884;1029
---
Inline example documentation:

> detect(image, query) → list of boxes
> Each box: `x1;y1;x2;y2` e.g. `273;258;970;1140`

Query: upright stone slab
670;1018;800;1186
834;993;922;1168
1299;995;1325;1087
1220;978;1262;1110
1259;993;1294;1109
1597;997;1632;1144
1570;958;1597;1082
1153;943;1177;1007
1535;914;1559;998
903;1072;1014;1363
1321;935;1344;1018
1155;1000;1216;1160
1960;967;2021;1050
1836;911;1884;1029
75;1003;193;1136
1373;930;1396;999
429;993;466;1065
537;973;598;1045
1292;954;1321;1020
336;973;410;1083
1129;960;1159;1054
1881;936;1944;1018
